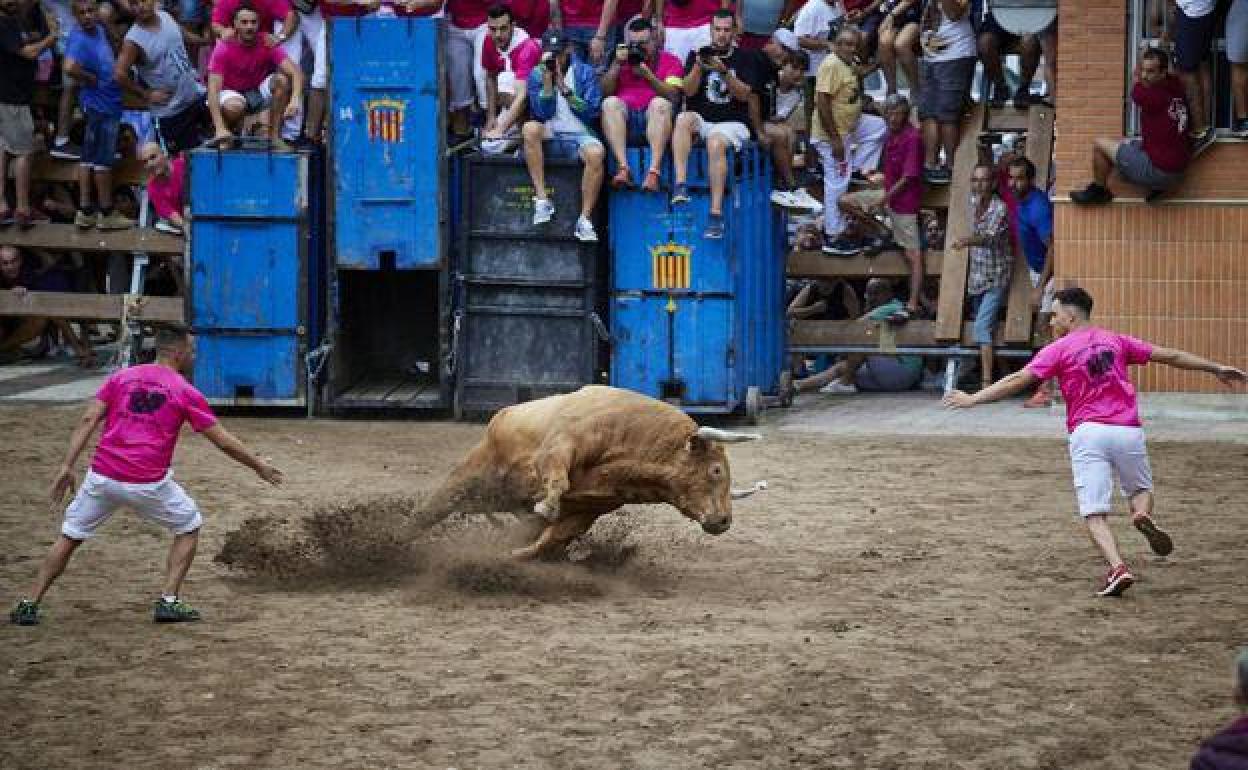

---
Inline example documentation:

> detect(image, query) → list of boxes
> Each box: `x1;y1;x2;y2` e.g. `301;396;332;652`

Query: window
1127;0;1239;136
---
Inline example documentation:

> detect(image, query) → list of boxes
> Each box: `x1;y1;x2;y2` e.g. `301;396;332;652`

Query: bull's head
673;426;761;535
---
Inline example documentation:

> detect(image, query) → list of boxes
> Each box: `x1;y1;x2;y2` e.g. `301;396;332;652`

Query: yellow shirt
811;52;861;142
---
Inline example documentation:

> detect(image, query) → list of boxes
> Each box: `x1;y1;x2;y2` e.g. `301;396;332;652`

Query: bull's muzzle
700;515;731;535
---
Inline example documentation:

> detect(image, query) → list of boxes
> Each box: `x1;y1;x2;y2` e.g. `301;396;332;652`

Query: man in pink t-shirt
141;142;185;236
205;4;305;146
211;0;298;47
479;4;543;146
9;325;283;627
599;16;682;190
944;287;1246;598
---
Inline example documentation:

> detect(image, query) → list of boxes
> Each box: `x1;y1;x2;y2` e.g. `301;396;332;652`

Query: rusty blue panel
330;16;445;269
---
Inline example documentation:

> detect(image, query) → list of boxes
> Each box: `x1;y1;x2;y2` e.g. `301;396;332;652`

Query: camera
627;42;646;65
697;45;721;67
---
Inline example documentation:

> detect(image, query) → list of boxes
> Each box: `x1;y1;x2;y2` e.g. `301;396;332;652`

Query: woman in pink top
9;325;284;627
944;287;1245;598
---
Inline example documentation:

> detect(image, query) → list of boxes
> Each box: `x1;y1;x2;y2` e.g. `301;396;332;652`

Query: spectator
45;0;81;161
480;4;542;149
548;0;615;66
114;0;209;155
210;0;297;45
1004;154;1055;408
793;0;841;80
505;0;549;39
755;29;821;212
945;287;1247;597
64;0;135;231
670;10;758;240
0;0;57;230
842;0;886;62
445;0;491;138
522;28;604;241
1070;47;1189;204
656;0;729;64
917;0;974;185
599;15;682;192
839;94;924;316
876;0;921;98
813;26;888;255
1190;648;1248;769
1172;0;1216;143
737;0;797;51
205;4;304;148
1231;0;1248;138
969;0;1041;109
950;162;1010;391
795;277;923;395
141;142;185;235
0;245;94;365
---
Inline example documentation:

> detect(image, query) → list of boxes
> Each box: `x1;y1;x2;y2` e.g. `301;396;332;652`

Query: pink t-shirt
208;39;289;92
211;0;291;32
1025;326;1154;434
91;364;218;483
615;50;682;110
664;0;722;29
147;155;185;221
482;35;542;78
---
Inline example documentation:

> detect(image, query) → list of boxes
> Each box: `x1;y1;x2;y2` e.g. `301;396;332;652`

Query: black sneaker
821;235;865;257
1145;189;1166;204
153;598;201;623
1232;118;1248;140
923;166;951;185
861;234;887;256
10;599;39;625
849;171;871;188
988;82;1007;109
49;141;81;161
1070;183;1113;205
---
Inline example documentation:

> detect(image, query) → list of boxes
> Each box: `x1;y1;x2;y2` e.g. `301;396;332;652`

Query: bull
418;386;765;559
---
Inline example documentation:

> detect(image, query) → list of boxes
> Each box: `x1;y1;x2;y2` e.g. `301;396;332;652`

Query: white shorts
1068;422;1154;517
1029;268;1055;313
62;469;203;540
278;8;327;90
219;73;281;115
687;113;751;150
663;23;712;65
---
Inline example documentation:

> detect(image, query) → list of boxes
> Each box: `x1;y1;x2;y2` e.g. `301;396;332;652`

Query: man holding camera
600;16;682;191
671;10;760;240
522;28;605;241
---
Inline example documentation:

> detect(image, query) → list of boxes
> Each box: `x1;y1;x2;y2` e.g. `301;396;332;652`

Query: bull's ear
687;433;711;453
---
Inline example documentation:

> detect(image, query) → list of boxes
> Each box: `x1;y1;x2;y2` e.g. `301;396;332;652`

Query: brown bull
420;386;763;559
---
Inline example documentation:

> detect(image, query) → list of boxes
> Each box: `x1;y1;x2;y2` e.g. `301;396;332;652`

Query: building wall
1053;0;1248;393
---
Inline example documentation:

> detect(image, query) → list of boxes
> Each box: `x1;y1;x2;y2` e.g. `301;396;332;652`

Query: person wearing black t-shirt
0;0;57;230
670;10;758;239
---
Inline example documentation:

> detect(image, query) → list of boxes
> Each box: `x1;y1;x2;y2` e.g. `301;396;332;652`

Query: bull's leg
532;440;577;522
510;512;597;560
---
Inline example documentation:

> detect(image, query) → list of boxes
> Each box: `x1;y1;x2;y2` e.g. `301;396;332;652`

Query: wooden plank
1001;105;1057;344
0;223;184;255
8;156;148;187
984;108;1031;133
788;249;943;279
934;104;988;341
0;290;184;322
789;319;1024;349
32;86;148;111
921;185;950;209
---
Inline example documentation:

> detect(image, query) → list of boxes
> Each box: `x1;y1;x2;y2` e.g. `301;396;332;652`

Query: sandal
611;166;633;189
641;167;661;192
0;208;13;228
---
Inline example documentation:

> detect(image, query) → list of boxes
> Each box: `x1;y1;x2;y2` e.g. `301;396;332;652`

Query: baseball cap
541;29;568;53
771;28;800;53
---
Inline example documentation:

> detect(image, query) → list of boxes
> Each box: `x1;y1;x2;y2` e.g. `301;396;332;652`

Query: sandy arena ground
2;398;1247;769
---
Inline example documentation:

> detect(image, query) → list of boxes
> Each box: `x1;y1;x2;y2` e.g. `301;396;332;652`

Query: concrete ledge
1138;393;1248;422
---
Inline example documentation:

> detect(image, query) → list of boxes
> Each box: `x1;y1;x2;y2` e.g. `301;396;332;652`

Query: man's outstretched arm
1149;346;1248;387
944;368;1040;409
201;424;284;485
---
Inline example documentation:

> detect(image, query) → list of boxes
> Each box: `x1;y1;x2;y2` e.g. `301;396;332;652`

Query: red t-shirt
447;0;491;27
664;0;722;28
1132;75;1190;174
208;39;289;91
842;0;872;10
212;0;291;31
91;364;218;483
560;0;604;27
882;123;923;215
481;35;542;78
320;0;437;16
615;0;643;24
508;0;551;37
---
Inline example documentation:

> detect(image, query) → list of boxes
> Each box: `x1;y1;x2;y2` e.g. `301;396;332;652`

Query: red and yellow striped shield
650;242;692;290
365;98;406;143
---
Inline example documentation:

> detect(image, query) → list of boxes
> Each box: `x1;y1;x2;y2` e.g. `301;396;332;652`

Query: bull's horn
695;426;762;443
731;480;769;499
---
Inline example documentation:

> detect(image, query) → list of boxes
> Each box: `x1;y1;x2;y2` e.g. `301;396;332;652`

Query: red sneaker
1096;563;1135;597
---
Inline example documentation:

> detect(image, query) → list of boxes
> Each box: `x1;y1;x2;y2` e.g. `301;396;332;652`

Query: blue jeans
81;111;121;169
969;286;1009;345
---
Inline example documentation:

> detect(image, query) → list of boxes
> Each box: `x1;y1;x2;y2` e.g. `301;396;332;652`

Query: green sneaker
153;598;201;623
10;599;39;626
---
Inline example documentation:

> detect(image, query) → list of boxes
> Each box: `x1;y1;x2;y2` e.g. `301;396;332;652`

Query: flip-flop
641;168;661;192
611;166;633;189
1133;515;1174;556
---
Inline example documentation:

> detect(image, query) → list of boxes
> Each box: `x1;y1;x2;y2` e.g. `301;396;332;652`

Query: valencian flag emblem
366;98;405;143
650;242;691;290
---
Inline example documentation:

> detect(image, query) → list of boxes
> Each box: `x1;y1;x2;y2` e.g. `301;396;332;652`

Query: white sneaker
818;381;858;394
770;189;800;208
533;198;555;225
790;188;824;214
574;215;598;242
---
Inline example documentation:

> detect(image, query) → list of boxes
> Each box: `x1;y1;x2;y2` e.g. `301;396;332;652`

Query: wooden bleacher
0;289;182;323
788;103;1057;384
7;155;149;187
